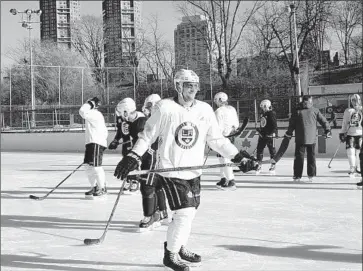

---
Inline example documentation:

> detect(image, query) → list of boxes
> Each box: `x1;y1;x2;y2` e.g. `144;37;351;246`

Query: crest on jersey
121;122;130;135
175;122;199;149
260;116;267;127
350;112;362;127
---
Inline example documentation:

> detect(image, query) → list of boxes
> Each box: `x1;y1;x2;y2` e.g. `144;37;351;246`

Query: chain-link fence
1;93;358;132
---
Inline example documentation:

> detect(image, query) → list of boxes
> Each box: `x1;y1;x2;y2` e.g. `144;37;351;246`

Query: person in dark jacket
286;95;331;182
256;99;278;175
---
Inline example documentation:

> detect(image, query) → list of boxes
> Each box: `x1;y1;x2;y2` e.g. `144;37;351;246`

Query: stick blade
84;238;101;246
29;195;40;200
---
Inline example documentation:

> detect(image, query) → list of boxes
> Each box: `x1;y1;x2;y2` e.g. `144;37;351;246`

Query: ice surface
1;152;362;271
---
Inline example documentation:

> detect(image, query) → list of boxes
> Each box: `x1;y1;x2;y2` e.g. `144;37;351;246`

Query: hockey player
79;97;108;199
214;92;239;190
256;99;278;175
139;93;169;232
108;97;145;195
113;69;258;271
339;94;362;177
286;95;331;182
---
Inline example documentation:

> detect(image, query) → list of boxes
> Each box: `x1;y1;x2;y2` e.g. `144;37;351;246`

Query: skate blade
164;266;193;271
138;227;152;233
85;195;94;200
269;171;276;175
216;185;223;190
220;186;237;191
92;195;108;200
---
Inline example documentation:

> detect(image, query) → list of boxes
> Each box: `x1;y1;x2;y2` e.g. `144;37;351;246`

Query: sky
0;0;182;68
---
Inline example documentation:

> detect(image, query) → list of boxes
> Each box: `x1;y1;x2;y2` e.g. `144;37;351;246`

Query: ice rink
1;151;362;271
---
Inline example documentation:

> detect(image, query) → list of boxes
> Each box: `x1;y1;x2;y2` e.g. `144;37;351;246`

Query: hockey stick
328;143;342;169
203;147;211;165
127;159;270;176
226;117;249;138
84;178;127;246
29;163;83;200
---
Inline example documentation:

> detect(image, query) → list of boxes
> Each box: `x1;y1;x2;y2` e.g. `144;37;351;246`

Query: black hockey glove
114;151;142;180
231;150;259;173
325;130;332;139
87;97;100;109
108;139;119;150
339;133;346;143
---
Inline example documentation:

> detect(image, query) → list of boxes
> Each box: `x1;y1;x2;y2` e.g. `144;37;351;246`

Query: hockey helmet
142;94;161;116
173;69;199;93
350;94;362;110
115;97;136;120
214;92;228;107
260;99;272;111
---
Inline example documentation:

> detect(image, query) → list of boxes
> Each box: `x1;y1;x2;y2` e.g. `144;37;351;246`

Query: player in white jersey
113;69;258;271
339;94;362;177
214;92;239;190
79;97;108;199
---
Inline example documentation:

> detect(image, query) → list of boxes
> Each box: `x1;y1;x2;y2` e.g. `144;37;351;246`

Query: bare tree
71;15;106;97
176;0;264;91
329;1;362;65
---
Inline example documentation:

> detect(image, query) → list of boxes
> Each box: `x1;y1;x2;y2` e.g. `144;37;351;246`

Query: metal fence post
58;66;61;106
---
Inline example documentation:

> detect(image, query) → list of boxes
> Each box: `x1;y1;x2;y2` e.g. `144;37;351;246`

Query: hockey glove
108;139;119;150
325;130;332;139
339;133;346;143
238;159;259;173
87;97;100;109
114;151;142;180
231;150;258;163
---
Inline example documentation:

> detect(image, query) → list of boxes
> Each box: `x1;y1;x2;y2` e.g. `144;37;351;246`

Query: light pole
10;8;42;128
288;2;302;99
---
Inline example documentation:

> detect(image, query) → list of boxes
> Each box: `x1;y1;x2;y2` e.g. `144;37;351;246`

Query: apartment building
39;0;81;49
102;0;142;68
174;15;218;83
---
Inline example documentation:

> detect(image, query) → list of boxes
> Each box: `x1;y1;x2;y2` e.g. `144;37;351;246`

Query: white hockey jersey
340;108;362;136
79;103;108;147
214;105;239;137
133;97;239;179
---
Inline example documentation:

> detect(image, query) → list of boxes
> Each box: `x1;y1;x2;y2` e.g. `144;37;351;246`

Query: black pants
293;143;316;178
256;136;276;162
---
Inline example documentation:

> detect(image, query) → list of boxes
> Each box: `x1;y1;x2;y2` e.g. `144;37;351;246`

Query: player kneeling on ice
214;92;239;190
79;97;108;199
255;99;278;175
138;93;168;232
339;94;362;177
114;69;258;271
109;97;145;195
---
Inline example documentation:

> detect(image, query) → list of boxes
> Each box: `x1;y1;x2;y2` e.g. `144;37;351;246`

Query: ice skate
92;186;107;199
269;163;276;175
293;177;301;182
305;177;313;183
163;242;190;271
255;164;262;175
85;185;98;199
349;167;356;178
357;179;363;189
220;180;237;191
216;178;226;189
179;245;201;267
138;211;161;232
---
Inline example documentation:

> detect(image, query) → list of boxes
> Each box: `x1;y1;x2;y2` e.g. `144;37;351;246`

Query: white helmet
173;69;199;93
142;94;161;116
350;94;362;110
214;92;228;107
115;97;136;120
260;99;272;111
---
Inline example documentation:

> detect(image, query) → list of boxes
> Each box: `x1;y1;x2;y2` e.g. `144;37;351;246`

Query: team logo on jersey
121;122;130;135
260;116;267;127
350;112;362;127
175;122;199;149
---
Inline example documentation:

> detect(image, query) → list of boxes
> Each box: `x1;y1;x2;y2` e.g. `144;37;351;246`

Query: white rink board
1;152;362;271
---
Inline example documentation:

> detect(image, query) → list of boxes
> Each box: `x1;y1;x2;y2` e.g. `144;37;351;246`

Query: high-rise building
102;0;142;68
174;15;217;83
39;0;81;49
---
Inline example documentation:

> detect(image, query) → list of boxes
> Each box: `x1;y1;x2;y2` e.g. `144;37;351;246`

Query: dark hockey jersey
259;110;278;136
